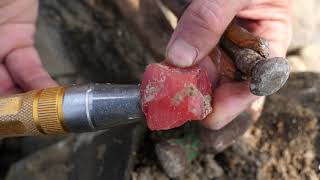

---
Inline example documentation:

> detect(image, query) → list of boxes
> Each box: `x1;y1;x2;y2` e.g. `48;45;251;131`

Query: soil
131;72;320;180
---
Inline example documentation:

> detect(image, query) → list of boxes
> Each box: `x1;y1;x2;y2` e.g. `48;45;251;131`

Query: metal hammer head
250;57;290;96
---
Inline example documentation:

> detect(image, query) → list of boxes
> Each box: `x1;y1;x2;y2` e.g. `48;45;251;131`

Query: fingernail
166;39;197;67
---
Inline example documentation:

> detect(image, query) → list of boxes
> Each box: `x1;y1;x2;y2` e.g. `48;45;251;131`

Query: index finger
202;81;259;130
5;46;57;91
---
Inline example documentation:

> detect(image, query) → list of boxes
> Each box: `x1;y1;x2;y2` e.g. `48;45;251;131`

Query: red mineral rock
140;63;213;130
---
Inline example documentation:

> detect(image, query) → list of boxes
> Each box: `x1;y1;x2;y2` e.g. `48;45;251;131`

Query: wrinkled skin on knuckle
188;0;226;37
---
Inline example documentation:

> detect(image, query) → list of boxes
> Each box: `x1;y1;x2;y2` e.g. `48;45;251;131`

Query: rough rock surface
141;63;212;130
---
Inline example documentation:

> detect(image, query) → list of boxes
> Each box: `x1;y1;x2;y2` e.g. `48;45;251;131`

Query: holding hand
0;0;56;95
165;0;292;129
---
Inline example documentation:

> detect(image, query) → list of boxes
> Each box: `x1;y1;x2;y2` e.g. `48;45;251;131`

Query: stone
141;63;212;130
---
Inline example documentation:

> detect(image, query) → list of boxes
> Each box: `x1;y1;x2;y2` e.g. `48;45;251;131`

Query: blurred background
1;0;320;180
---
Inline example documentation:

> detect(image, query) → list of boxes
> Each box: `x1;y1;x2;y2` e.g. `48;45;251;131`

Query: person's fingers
240;20;291;57
5;46;57;91
0;64;20;95
166;0;250;67
197;56;219;85
200;110;253;153
198;47;239;87
246;96;265;122
236;0;291;57
200;96;265;152
202;81;259;130
0;23;35;61
199;47;264;130
236;0;290;21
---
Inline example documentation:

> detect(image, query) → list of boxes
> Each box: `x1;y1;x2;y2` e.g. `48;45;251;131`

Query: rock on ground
132;72;320;180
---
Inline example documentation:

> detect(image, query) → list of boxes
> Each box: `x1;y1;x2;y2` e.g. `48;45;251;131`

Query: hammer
161;0;290;96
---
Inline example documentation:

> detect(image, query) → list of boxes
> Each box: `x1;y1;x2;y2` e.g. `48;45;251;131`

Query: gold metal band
33;90;45;134
33;87;68;134
57;87;68;132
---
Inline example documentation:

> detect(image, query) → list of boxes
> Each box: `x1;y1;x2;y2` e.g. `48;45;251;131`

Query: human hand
0;0;56;95
165;0;292;129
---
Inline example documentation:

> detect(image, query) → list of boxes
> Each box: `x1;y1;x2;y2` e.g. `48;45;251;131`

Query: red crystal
140;63;213;131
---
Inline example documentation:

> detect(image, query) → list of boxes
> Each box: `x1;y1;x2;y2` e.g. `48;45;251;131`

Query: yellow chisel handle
0;87;68;137
0;84;142;138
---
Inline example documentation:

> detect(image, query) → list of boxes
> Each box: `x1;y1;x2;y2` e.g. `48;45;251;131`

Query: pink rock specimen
140;63;213;131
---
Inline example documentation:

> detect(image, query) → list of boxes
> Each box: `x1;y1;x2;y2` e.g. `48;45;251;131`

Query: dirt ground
131;72;320;180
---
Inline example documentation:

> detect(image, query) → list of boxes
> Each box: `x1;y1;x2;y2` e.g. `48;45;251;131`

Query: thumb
166;0;250;67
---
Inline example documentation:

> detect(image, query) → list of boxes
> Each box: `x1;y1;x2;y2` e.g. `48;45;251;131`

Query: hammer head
250;57;290;96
